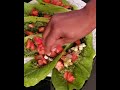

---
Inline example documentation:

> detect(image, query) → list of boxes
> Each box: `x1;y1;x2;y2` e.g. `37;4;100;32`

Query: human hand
43;0;96;54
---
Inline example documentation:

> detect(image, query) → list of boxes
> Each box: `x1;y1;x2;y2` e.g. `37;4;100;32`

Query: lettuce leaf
24;44;72;87
24;2;70;16
52;33;95;90
24;16;49;23
24;34;42;44
37;0;78;10
24;34;42;57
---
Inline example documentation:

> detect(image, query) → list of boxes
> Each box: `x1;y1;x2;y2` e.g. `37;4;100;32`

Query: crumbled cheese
71;46;79;52
74;46;78;51
79;43;86;51
48;57;53;61
71;47;75;51
64;59;73;68
44;55;49;59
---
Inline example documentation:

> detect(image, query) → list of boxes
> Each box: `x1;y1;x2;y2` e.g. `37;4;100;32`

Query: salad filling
55;40;86;83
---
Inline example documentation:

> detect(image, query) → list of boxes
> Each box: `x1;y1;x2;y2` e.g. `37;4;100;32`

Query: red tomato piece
38;59;47;66
30;41;35;50
75;40;81;45
64;71;75;83
33;36;43;45
56;1;62;6
26;39;32;49
38;27;45;33
63;5;71;9
55;61;64;71
43;14;51;19
49;51;57;57
61;56;66;61
43;0;51;3
55;45;63;54
25;31;34;35
71;53;78;62
35;55;44;60
31;8;39;16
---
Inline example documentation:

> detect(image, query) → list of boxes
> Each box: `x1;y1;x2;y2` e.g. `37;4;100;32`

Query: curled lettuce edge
51;33;96;90
24;2;70;17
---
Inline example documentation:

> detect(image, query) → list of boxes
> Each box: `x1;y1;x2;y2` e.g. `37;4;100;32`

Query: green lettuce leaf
24;2;70;16
24;44;73;87
37;0;78;10
24;16;49;23
52;33;95;90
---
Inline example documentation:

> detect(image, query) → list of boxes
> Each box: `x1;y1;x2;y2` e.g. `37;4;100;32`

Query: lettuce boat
52;33;95;90
24;2;70;17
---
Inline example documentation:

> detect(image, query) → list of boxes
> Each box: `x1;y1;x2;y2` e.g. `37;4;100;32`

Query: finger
51;38;74;50
44;30;60;54
43;21;51;41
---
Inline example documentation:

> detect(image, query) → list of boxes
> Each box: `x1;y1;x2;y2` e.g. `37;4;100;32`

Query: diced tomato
75;40;81;45
30;41;35;50
60;3;64;7
25;31;34;35
49;51;57;57
43;0;51;3
31;9;39;16
56;1;62;6
43;14;51;19
28;24;34;28
37;44;45;55
55;61;64;71
64;71;75;83
71;53;78;62
55;45;63;54
51;0;57;5
61;56;66;61
38;59;47;66
63;5;71;9
38;60;44;66
35;55;44;60
67;73;75;83
38;49;45;55
64;71;68;80
26;39;32;49
42;59;47;64
38;27;45;33
33;36;43;45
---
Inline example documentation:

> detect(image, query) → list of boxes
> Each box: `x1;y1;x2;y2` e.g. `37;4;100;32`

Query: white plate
24;0;96;77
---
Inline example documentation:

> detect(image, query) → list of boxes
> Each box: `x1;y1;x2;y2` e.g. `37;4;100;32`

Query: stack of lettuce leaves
24;0;96;90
